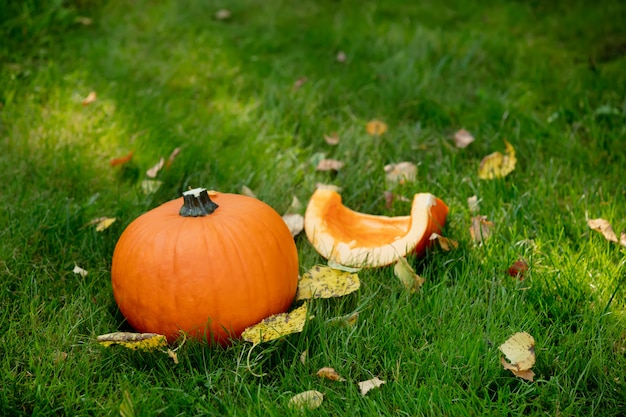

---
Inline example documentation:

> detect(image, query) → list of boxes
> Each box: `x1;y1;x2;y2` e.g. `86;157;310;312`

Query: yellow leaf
97;332;167;350
393;257;425;292
366;119;388;136
316;367;346;381
358;377;385;396
296;265;360;301
470;215;493;242
288;390;324;410
588;218;619;243
384;162;417;186
499;332;536;381
241;303;310;344
478;140;516;179
88;217;116;232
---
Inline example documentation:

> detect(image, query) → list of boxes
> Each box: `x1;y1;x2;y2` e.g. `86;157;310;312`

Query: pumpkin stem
179;188;219;217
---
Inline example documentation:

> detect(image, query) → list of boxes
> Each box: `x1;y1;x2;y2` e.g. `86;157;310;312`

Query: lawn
1;0;625;415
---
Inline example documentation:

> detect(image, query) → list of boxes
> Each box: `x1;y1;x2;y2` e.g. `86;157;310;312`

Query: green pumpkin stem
179;188;219;217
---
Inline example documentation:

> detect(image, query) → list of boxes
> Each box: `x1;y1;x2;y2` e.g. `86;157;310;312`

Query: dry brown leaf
393;257;425;292
358;377;385;396
283;213;304;237
82;91;97;106
110;151;134;167
384;162;417;186
315;183;342;192
384;191;394;209
454;129;475;148
166;147;181;168
467;195;479;213
75;16;93;25
429;233;458;251
587;218;619;243
507;259;529;280
470;215;493;242
146;157;164;178
324;132;340;145
288;390;324;410
316;159;344;171
316;367;346;382
215;9;231;20
293;77;308;90
366;119;388;136
300;349;308;365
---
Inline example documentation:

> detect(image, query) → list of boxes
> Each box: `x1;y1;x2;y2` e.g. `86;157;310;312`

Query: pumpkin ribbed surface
304;189;448;268
111;191;299;344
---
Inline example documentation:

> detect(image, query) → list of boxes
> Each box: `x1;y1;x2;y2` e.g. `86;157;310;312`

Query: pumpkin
304;189;448;268
111;188;299;344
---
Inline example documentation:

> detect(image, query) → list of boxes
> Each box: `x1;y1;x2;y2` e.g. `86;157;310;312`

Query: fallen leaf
166;147;181;168
507;259;529;279
215;9;231;20
384;162;417;186
621;232;626;247
293;77;308;90
393;257;425;292
316;367;346;382
587;218;619;243
366;119;388;136
146;157;164;178
300;349;308;365
54;351;68;363
141;179;163;195
166;349;179;364
283;213;304;237
240;185;257;199
241;303;310;344
336;51;347;63
110;151;134;167
478;140;516;179
75;16;93;25
72;265;88;277
429;233;459;251
454;129;475;148
358;377;385;396
296;265;360;300
384;191;394;209
467;195;479;213
88;217;116;232
288;390;324;410
499;332;536;381
316;159;345;171
315;183;342;192
97;332;167;350
285;195;303;214
470;215;493;242
324;132;340;145
82;91;97;106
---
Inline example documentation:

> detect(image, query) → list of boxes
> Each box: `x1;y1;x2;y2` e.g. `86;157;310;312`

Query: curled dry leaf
470;215;493;242
283;213;304;237
296;265;360;301
288;390;324;410
166;147;181;168
324;132;340;145
499;332;536;382
97;332;167;350
358;377;386;396
146;157;164;178
587;218;619;243
110;150;134;167
241;302;310;344
82;91;97;106
316;159;345;171
507;259;529;279
393;257;425;292
72;265;88;277
366;119;388;136
429;233;459;251
478;140;516;179
384;162;417;186
316;367;346;382
454;129;475;148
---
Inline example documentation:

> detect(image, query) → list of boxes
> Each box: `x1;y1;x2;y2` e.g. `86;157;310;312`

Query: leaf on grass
358;377;385;396
166;147;181;168
120;390;136;417
478;140;516;179
241;302;310;344
141;179;163;195
324;132;340;145
97;332;167;350
167;349;179;364
240;185;257;199
316;367;346;382
146;157;164;178
283;213;304;237
328;311;360;327
384;162;417;186
293;77;308;90
316;159;345;171
429;233;458;251
470;215;493;242
300;349;308;365
587;218;619;243
366;119;388;136
88;217;116;232
285;195;303;214
72;265;88;277
82;91;97;106
296;265;360;300
507;259;529;280
393;257;425;292
336;51;347;63
454;129;475;148
288;390;324;410
467;195;479;213
315;183;343;192
499;332;536;382
621;232;626;248
215;9;231;20
75;16;93;26
110;151;134;167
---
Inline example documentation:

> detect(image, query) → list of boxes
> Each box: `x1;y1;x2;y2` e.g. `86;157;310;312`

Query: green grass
1;0;625;415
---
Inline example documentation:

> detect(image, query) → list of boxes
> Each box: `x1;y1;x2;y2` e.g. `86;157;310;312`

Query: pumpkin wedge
304;189;448;268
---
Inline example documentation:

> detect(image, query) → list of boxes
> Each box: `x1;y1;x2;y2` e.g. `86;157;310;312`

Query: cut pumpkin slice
304;189;448;268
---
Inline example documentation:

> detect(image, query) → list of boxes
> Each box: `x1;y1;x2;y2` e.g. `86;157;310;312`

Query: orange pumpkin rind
304;189;448;268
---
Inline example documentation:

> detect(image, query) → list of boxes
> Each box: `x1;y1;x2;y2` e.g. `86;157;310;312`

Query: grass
1;0;625;415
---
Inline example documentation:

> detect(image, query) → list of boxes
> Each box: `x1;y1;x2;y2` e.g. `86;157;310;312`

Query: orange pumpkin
111;188;299;344
304;189;448;268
